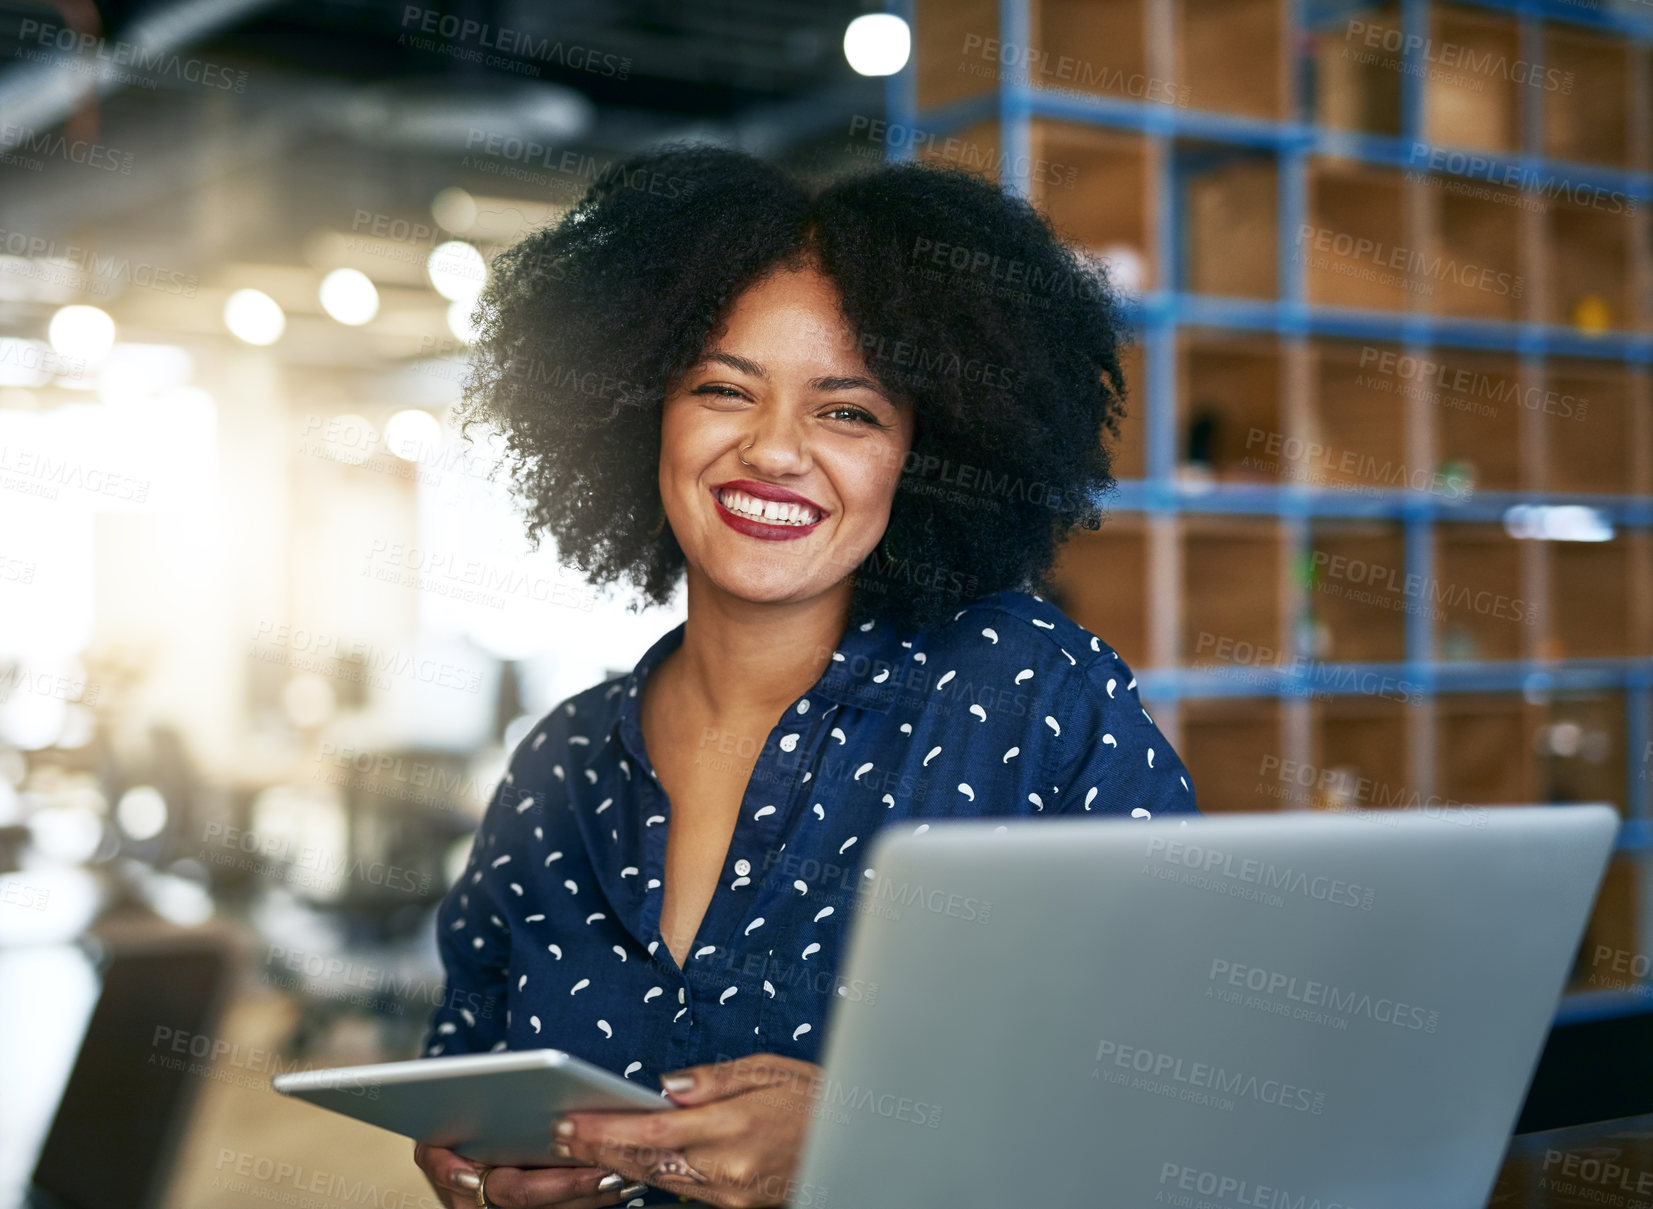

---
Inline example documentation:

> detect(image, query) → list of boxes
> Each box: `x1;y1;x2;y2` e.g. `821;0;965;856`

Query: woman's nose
740;411;810;473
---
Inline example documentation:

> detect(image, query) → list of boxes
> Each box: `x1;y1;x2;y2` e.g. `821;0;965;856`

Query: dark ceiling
0;0;890;355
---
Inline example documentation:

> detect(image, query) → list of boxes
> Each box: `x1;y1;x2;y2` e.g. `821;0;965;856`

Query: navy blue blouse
423;588;1198;1097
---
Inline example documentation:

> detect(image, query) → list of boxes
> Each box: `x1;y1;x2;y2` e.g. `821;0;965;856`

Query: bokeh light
47;306;116;362
385;408;441;462
427;240;486;302
223;288;286;345
115;786;168;841
843;14;910;76
319;268;381;326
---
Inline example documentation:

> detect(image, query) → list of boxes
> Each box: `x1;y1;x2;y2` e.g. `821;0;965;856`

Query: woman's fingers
659;1053;817;1106
415;1057;823;1206
413;1143;642;1208
557;1060;828;1208
558;1098;745;1172
479;1163;645;1208
414;1141;486;1205
556;1100;771;1204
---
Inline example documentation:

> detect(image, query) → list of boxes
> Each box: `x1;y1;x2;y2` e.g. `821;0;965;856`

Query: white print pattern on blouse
426;589;1192;1083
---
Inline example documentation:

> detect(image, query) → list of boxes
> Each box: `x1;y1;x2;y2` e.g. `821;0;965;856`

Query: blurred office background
1;0;1651;1205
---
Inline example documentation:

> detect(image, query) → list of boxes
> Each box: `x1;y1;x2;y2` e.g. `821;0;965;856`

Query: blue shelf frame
889;0;1653;1017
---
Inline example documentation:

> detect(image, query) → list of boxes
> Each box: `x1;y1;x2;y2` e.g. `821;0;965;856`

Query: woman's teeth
717;489;821;526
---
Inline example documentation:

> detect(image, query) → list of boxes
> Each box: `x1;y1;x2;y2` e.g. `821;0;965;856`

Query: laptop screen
30;941;232;1209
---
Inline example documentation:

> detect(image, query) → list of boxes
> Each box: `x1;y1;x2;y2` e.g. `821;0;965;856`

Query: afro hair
455;143;1130;634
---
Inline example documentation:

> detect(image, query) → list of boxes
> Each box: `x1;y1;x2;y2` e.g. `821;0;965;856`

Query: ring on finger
474;1165;497;1208
647;1149;709;1183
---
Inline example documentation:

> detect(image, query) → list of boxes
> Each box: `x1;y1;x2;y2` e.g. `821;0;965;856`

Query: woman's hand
552;1054;826;1209
413;1141;647;1208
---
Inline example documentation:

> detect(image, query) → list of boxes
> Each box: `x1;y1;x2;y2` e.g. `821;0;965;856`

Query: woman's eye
823;405;881;426
692;384;746;400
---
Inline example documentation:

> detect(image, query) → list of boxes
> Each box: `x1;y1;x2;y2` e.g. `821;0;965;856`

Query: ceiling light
386;408;441;462
844;14;911;76
224;288;286;345
428;240;486;302
48;305;116;361
432;186;478;233
319;267;380;326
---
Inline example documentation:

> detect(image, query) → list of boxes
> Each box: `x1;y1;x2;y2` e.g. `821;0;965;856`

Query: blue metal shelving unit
888;0;1653;1020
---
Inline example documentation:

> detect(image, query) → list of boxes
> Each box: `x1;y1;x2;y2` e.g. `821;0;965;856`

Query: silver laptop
794;805;1618;1209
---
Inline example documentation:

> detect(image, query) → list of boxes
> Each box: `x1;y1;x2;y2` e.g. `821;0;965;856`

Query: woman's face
659;265;915;609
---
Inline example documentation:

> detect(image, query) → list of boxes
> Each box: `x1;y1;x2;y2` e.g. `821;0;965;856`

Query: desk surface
1489;1112;1653;1208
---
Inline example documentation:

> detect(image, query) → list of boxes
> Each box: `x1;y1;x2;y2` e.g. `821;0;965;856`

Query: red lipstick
709;480;828;542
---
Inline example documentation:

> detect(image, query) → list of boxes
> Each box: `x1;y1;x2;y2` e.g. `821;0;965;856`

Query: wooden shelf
1032;0;1150;104
1186;150;1278;299
1543;360;1635;495
1424;5;1523;154
918;118;999;182
1306;522;1409;664
1433;525;1530;662
1547;198;1635;333
1537;693;1627;807
1181;516;1283;664
1549;538;1642;660
1572;854;1641;994
1309;338;1411;492
1180;697;1283;812
1180;333;1282;482
1047;517;1151;669
903;0;1653;1026
1434;350;1524;494
1112;342;1148;481
1175;0;1285;120
1031;122;1156;289
1543;27;1632;168
1312;2;1403;137
1550;683;1640;989
1304;160;1411;311
913;0;999;111
1436;693;1540;804
1311;694;1411;810
1430;174;1524;323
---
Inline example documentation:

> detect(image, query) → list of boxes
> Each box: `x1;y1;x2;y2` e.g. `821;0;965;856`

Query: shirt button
734;859;751;876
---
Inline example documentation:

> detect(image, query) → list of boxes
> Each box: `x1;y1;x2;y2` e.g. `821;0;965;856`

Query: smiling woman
660;269;917;627
415;145;1199;1209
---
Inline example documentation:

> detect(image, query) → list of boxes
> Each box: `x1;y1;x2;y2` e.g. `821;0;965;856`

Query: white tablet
272;1049;675;1168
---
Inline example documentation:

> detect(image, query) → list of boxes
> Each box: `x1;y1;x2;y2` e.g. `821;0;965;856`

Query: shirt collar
584;610;923;774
